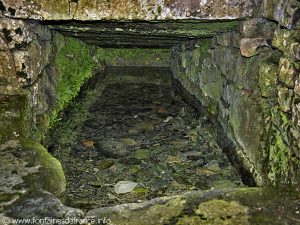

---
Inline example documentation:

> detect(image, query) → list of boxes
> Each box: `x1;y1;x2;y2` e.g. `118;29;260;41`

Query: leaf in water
156;106;167;113
114;181;138;194
82;140;95;148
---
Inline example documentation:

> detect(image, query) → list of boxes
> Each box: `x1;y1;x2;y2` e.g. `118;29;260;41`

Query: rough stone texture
0;140;66;213
171;13;300;186
240;18;277;39
86;188;300;225
171;36;265;185
95;48;170;67
0;18;53;88
87;195;186;225
272;29;300;61
4;191;83;219
0;0;260;21
48;20;239;48
0;94;31;144
240;38;270;57
0;18;57;143
261;0;300;29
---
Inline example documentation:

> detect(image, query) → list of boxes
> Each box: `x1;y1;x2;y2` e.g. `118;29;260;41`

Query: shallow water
51;67;243;211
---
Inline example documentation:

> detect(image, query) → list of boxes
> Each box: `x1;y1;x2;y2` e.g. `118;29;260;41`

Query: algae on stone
258;61;278;98
20;140;66;195
177;199;249;225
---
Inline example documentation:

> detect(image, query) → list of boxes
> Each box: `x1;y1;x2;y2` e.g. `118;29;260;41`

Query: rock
96;139;131;158
121;138;137;146
194;199;249;224
216;32;233;47
240;38;270;57
240;18;276;39
0;94;31;144
196;168;219;176
211;180;239;189
277;86;293;112
258;61;278;97
86;195;186;225
183;151;203;161
133;149;151;160
295;78;300;96
94;160;115;170
114;181;138;194
272;29;300;60
136;122;155;132
4;191;83;219
204;160;222;172
166;155;183;164
261;0;300;29
173;199;249;224
292;101;300;151
278;57;297;88
0;140;66;208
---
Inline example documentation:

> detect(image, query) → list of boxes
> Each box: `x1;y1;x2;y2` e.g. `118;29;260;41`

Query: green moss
177;199;249;225
0;193;17;203
267;129;292;184
258;61;278;97
51;36;97;127
272;29;300;58
95;48;170;67
20;140;66;196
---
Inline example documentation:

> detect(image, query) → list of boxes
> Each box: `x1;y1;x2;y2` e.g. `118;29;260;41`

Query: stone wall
0;17;171;209
96;48;170;67
170;1;300;186
0;19;68;210
0;19;170;143
0;18;53;143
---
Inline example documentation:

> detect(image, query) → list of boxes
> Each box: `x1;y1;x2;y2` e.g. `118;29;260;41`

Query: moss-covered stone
50;35;98;126
267;128;294;185
87;196;186;225
0;139;66;213
191;199;249;225
272;29;300;60
258;61;278;98
277;85;293;113
95;48;170;67
20;140;66;195
278;57;298;88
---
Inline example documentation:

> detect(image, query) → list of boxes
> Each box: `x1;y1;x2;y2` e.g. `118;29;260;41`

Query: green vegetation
51;36;97;127
95;48;170;67
267;129;292;184
49;39;170;128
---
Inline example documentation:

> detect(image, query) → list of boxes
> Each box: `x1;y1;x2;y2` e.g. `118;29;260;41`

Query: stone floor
51;67;243;211
2;67;299;225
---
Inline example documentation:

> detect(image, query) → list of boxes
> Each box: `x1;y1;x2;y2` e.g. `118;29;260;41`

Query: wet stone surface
51;67;244;211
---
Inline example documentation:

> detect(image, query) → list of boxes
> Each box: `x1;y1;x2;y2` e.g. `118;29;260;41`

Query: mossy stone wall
95;48;170;67
171;18;300;187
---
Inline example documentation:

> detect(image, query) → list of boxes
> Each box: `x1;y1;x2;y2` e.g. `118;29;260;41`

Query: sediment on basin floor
50;66;245;211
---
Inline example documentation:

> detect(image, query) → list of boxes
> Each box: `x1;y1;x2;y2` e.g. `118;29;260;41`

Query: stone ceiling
0;0;260;48
47;20;239;48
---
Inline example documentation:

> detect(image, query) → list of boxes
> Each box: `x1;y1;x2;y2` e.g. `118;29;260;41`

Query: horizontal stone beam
0;0;260;21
